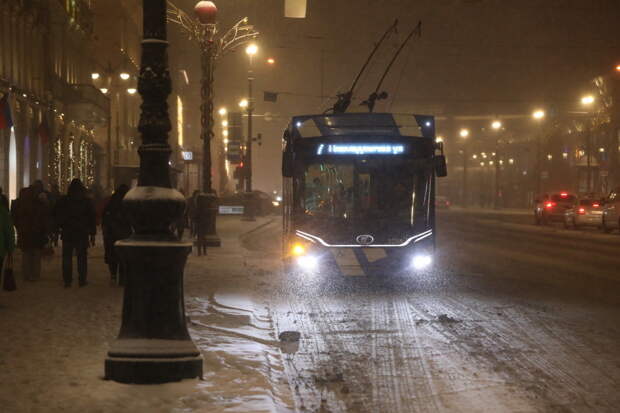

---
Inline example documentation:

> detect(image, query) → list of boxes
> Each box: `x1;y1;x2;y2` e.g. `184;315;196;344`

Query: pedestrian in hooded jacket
102;184;131;285
53;179;96;288
12;186;50;281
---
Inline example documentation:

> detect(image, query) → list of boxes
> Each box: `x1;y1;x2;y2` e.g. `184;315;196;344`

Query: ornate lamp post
104;0;202;384
168;1;259;247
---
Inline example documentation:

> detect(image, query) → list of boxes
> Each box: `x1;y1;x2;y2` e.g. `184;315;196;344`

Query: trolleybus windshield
299;158;431;230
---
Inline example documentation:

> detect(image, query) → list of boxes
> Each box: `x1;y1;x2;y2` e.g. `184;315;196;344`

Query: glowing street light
435;136;444;143
119;72;130;80
532;110;545;120
245;43;258;56
218;107;227;116
100;88;108;94
127;88;137;95
221;120;228;127
238;98;248;108
581;95;595;105
267;57;275;65
91;72;101;80
508;158;514;165
459;128;469;138
491;120;502;130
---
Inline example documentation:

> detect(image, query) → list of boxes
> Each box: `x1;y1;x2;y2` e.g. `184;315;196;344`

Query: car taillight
545;202;555;209
560;192;568;198
578;207;586;215
446;201;450;206
592;203;599;208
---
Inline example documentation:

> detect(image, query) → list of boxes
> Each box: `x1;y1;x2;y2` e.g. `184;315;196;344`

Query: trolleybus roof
289;113;435;139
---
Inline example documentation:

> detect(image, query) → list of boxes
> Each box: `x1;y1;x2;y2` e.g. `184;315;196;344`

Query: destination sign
316;143;405;155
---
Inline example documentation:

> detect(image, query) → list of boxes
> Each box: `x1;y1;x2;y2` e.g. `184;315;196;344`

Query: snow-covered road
1;212;619;412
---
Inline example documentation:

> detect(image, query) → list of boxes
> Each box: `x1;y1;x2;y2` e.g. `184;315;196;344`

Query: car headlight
411;254;432;270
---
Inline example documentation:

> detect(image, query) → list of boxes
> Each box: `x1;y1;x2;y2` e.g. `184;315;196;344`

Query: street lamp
491;120;503;209
532;109;545;196
238;98;248;108
460;128;469;206
105;0;202;384
168;0;259;248
581;95;595;192
244;43;257;193
581;95;595;105
218;107;227;116
91;62;138;191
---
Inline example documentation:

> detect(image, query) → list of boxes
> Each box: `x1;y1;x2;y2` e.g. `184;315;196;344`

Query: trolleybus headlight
291;243;306;256
297;255;319;271
411;254;433;270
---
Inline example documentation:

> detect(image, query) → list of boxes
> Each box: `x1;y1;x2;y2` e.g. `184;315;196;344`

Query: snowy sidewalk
0;215;290;413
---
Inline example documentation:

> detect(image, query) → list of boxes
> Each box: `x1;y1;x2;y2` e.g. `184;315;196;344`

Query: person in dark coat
0;186;9;210
102;184;131;285
12;187;50;281
54;179;97;287
0;201;15;276
48;183;61;247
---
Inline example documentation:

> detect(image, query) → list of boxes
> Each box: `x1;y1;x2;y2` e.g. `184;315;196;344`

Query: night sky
169;0;620;193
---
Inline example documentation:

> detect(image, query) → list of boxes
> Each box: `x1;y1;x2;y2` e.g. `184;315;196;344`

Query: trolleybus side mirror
435;155;447;177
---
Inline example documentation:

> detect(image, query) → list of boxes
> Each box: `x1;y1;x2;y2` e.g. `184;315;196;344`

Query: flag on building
285;0;307;18
38;118;50;145
0;93;13;130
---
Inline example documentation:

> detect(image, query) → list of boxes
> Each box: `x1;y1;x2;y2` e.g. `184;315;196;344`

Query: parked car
601;187;620;233
534;192;576;225
435;195;450;209
219;191;275;216
564;198;603;229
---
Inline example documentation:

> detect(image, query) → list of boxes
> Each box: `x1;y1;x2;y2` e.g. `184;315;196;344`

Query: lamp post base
105;339;203;384
104;240;203;384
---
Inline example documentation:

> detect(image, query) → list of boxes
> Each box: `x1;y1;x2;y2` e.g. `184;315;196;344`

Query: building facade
0;0;109;199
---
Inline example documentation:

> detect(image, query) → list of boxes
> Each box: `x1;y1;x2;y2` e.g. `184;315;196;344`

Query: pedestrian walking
0;186;9;210
48;183;61;247
12;187;50;281
188;190;199;237
175;188;187;240
102;184;131;285
54;179;96;288
0;200;15;285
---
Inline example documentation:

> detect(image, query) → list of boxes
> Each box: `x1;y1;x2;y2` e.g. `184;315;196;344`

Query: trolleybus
281;112;447;276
